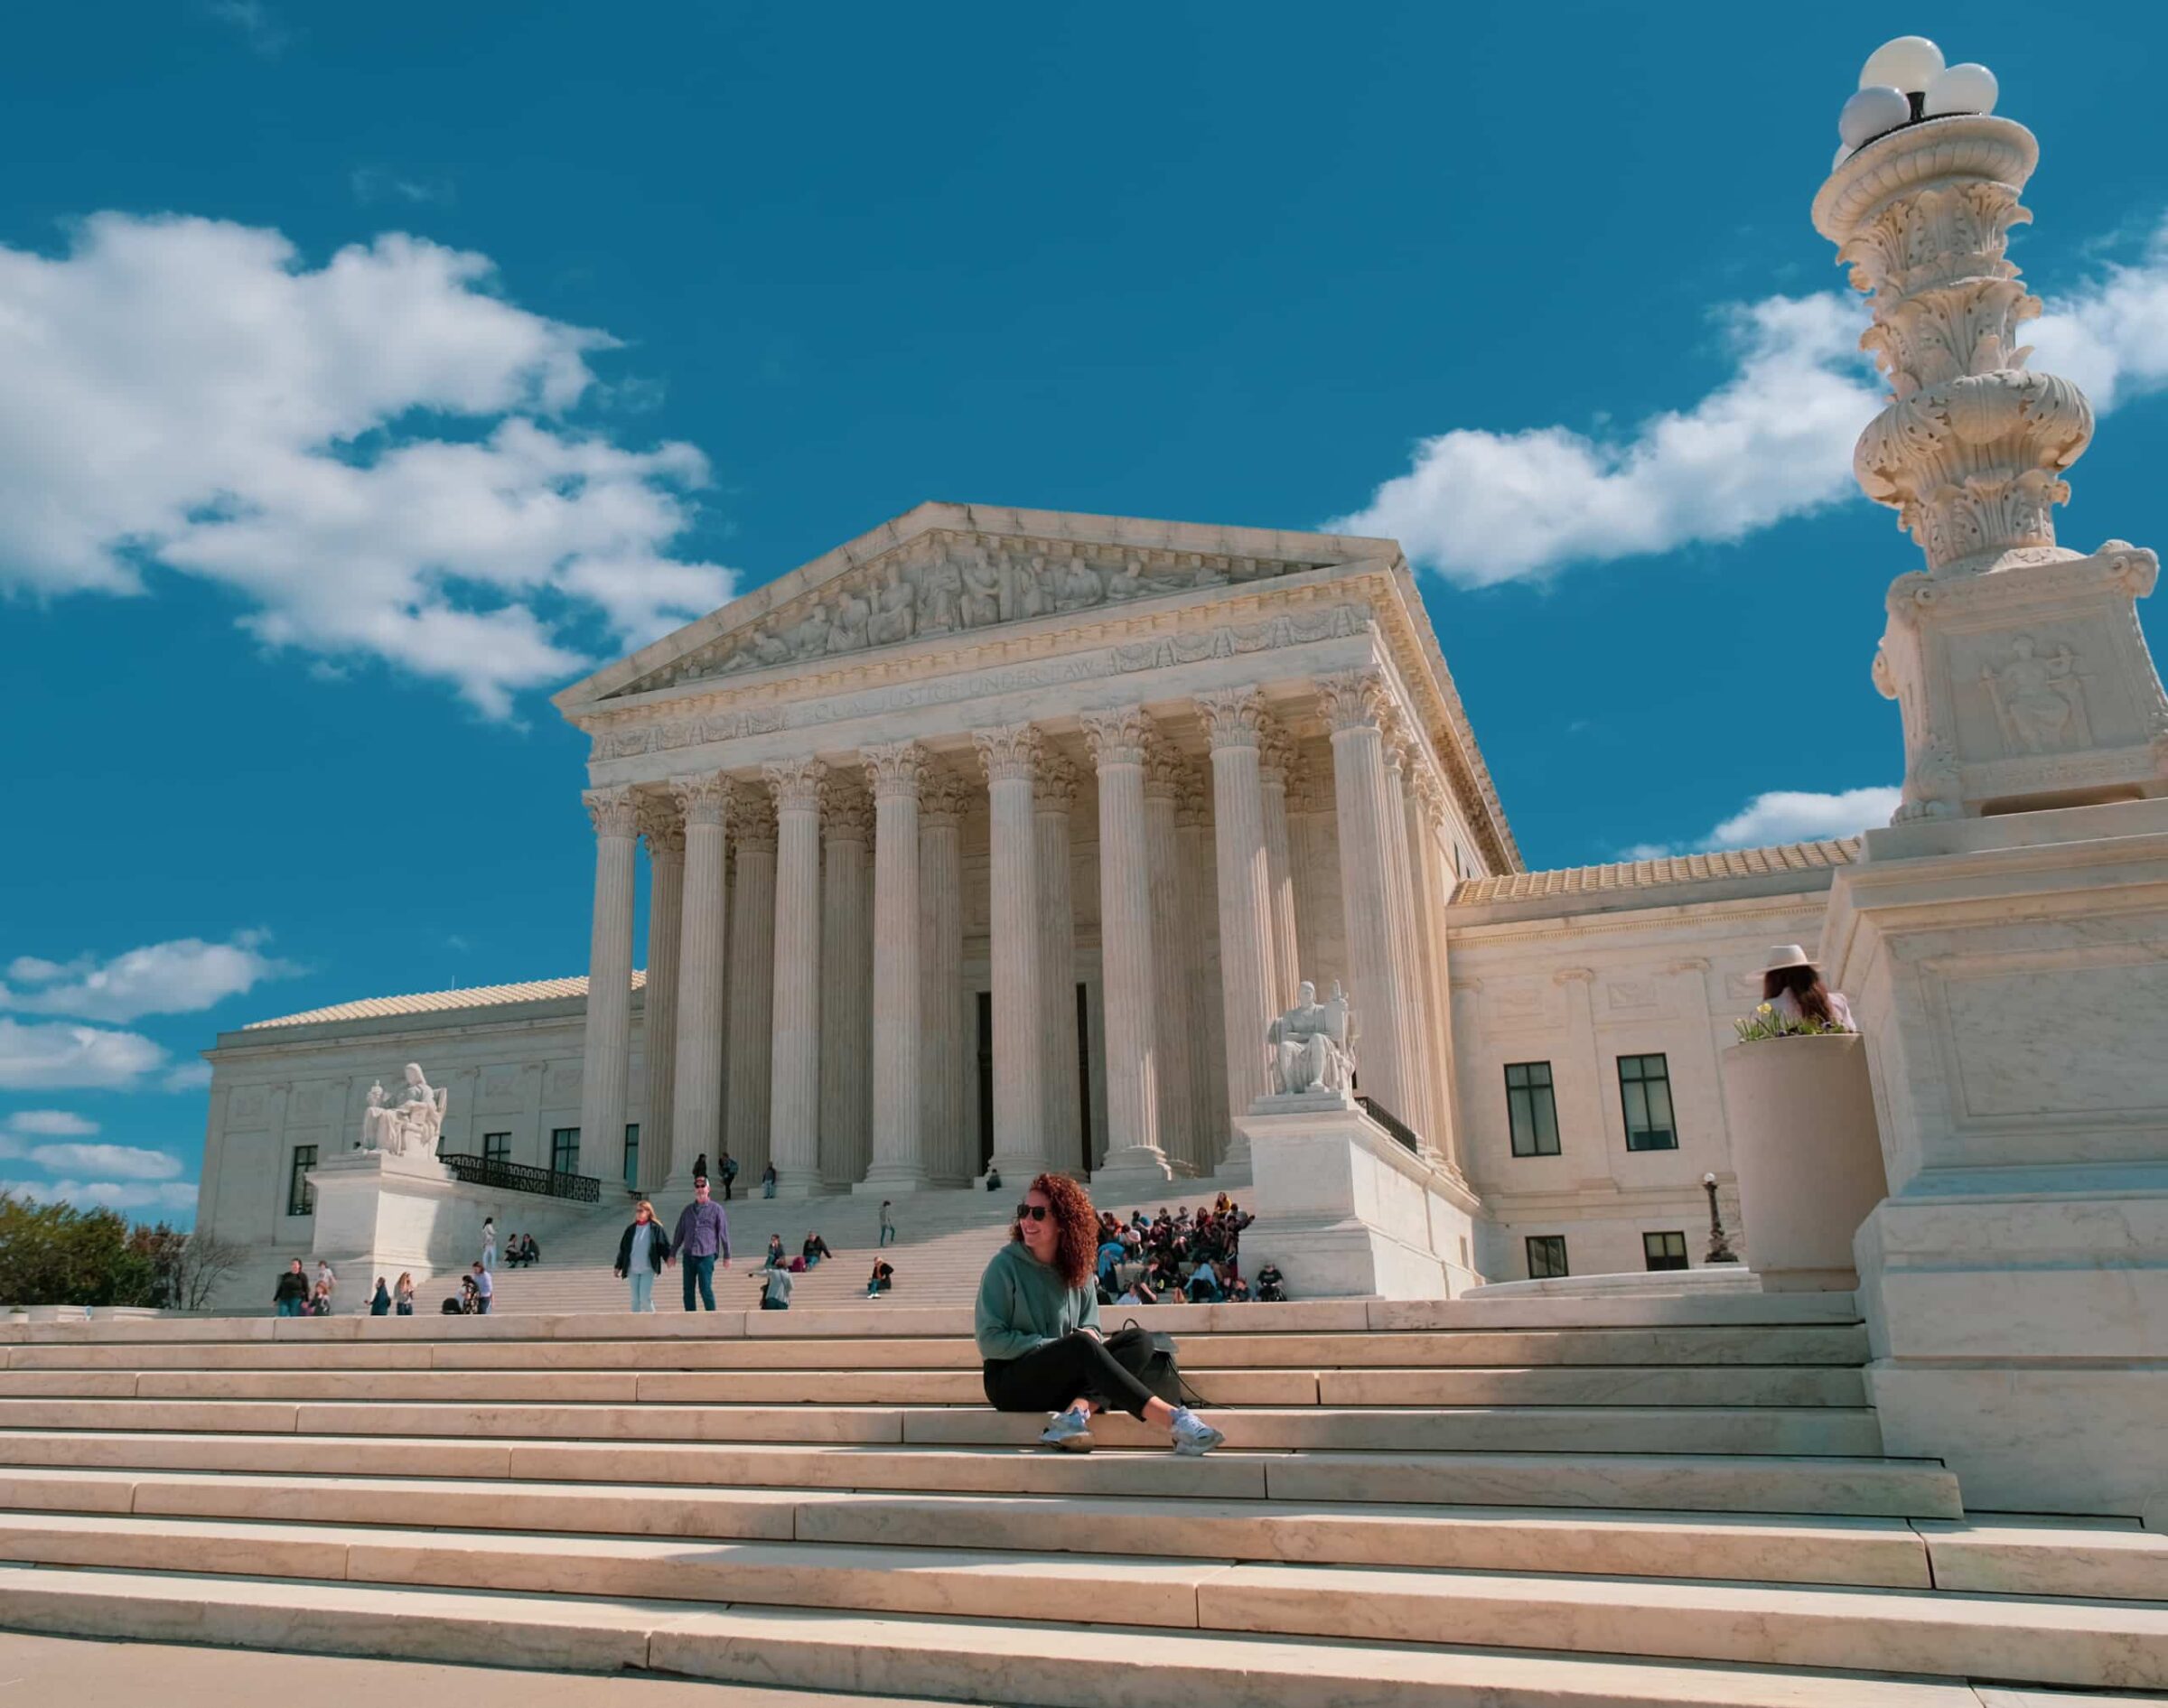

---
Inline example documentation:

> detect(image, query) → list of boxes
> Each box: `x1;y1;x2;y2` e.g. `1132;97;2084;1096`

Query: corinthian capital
861;739;928;802
1080;705;1154;770
1194;686;1267;750
1315;669;1391;734
584;787;638;839
636;796;687;859
762;756;829;816
1257;722;1298;789
729;782;777;853
1141;729;1191;802
669;771;732;830
824;779;875;843
920;766;971;827
1033;750;1081;813
973;723;1042;786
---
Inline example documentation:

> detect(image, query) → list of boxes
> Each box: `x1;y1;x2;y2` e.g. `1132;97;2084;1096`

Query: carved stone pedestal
1236;1095;1482;1299
1823;798;2168;1515
306;1150;495;1287
1876;543;2168;820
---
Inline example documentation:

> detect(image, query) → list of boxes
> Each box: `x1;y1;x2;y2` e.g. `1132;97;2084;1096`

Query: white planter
1720;1033;1889;1292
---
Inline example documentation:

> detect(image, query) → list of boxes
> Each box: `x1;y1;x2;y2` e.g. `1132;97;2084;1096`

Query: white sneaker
1170;1406;1224;1456
1038;1406;1095;1452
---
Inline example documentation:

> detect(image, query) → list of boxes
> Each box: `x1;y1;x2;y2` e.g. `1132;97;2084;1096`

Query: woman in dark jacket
271;1260;309;1318
612;1199;673;1313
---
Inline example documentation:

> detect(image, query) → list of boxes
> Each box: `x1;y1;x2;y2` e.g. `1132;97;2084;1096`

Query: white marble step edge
0;1563;1997;1708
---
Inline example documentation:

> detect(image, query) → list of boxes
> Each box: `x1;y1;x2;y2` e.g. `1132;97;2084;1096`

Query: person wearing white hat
1761;946;1855;1033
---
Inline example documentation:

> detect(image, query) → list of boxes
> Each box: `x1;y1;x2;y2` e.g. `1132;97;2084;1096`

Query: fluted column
723;786;775;1181
1142;738;1199;1176
1033;750;1083;1174
667;773;729;1190
1082;707;1172;1187
857;741;929;1193
1259;723;1302;1007
1378;716;1438;1147
1176;776;1226;1172
578;787;639;1190
919;768;969;1185
765;758;827;1198
818;777;874;1190
1196;686;1277;1177
1408;766;1467;1176
1317;670;1416;1122
974;723;1051;1183
637;798;686;1195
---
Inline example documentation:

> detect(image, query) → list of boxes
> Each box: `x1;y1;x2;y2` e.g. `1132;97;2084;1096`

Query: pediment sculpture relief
627;531;1325;695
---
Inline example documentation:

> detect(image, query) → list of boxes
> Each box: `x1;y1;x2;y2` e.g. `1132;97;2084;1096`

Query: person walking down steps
672;1158;731;1312
614;1199;672;1312
976;1172;1224;1457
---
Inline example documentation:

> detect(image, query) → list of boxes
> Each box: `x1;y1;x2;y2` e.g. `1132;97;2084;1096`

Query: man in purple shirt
672;1172;731;1311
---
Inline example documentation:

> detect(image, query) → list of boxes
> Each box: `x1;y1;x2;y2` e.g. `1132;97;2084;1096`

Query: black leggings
983;1330;1158;1420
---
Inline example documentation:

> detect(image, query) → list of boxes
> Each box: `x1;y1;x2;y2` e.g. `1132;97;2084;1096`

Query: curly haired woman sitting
975;1172;1223;1456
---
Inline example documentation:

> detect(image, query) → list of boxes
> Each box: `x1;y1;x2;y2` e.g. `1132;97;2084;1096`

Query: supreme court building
200;502;1845;1281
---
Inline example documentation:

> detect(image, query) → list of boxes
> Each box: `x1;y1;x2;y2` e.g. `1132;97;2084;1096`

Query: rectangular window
1643;1230;1690;1272
550;1127;580;1177
1617;1053;1677;1151
623;1123;640;1190
286;1144;317;1218
482;1132;510;1166
1525;1235;1569;1279
1504;1061;1560;1157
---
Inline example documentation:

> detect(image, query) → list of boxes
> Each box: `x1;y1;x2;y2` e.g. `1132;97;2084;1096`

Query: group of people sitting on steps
1094;1198;1281;1304
608;1155;876;1313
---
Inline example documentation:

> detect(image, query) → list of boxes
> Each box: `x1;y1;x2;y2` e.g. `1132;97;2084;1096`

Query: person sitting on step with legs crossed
976;1172;1223;1457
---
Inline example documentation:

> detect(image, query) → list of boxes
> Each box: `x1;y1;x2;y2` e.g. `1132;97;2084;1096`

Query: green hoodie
974;1238;1101;1361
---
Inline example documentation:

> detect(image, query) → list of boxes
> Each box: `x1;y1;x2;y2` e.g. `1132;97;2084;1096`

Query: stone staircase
1;1292;2164;1702
488;1176;1253;1313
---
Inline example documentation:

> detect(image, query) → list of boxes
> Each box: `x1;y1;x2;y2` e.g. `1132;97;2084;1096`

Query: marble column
1316;670;1419;1121
974;723;1051;1183
818;776;874;1190
765;759;827;1198
1082;707;1172;1188
1142;738;1198;1176
860;741;929;1193
724;786;776;1182
637;798;686;1196
1404;764;1462;1171
667;772;730;1190
1378;717;1437;1148
1033;750;1083;1175
919;767;969;1186
578;787;638;1190
1176;774;1227;1172
1259;723;1303;1008
1195;686;1277;1178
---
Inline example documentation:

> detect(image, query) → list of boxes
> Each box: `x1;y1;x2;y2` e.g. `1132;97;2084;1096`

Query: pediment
555;501;1394;711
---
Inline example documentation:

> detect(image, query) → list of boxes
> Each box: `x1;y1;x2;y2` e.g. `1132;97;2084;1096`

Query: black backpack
1102;1321;1196;1407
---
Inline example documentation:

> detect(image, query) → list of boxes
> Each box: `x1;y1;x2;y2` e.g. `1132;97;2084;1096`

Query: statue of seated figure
1266;979;1355;1096
360;1062;448;1157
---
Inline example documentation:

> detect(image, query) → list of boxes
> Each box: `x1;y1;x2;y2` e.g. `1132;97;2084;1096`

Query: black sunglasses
1015;1203;1050;1222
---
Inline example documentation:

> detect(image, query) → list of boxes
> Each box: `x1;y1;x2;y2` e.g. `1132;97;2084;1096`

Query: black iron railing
1356;1096;1422;1156
438;1153;602;1203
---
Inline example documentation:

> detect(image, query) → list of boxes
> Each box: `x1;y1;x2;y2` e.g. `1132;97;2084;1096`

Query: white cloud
201;0;290;58
19;1143;184;1181
164;1062;215;1092
1624;785;1902;862
0;1020;169;1091
1;1177;199;1215
1336;215;2168;584
0;214;735;717
1;930;298;1024
5;1109;99;1137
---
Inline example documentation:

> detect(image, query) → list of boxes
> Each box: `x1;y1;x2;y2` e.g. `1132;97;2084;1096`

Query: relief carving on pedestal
1983;635;2089;754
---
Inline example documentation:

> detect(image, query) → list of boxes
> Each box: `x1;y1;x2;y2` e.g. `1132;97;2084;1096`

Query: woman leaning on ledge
975;1171;1223;1456
1762;944;1856;1032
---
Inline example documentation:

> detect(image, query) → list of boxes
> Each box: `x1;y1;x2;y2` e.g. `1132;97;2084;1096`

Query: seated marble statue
1266;980;1355;1096
360;1063;447;1157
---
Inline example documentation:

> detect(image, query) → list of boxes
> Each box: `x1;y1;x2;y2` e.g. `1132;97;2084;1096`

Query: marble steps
0;1364;1869;1407
0;1467;2002;1590
0;1432;1965;1515
0;1395;1887;1454
0;1513;2160;1690
0;1565;2010;1708
0;1322;1875;1371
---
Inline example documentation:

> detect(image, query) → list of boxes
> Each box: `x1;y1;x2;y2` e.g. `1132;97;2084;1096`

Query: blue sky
5;2;2166;1221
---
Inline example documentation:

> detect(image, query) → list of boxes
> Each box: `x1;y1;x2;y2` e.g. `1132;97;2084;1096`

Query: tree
0;1190;158;1307
132;1223;248;1311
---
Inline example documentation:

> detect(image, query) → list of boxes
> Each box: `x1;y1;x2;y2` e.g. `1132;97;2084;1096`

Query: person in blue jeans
614;1199;672;1312
879;1200;896;1247
272;1259;308;1317
672;1172;731;1311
